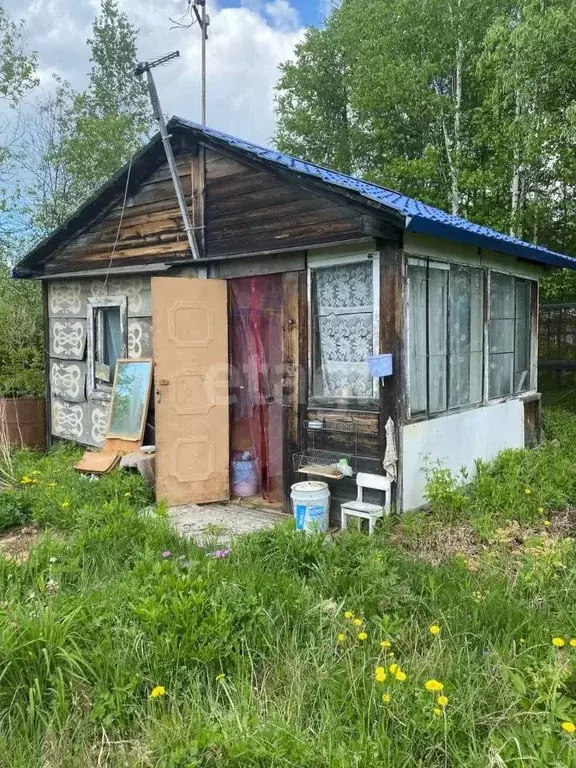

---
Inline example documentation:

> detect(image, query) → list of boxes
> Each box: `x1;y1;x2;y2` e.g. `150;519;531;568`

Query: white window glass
408;264;427;414
449;266;483;408
87;296;127;399
428;265;448;413
489;273;532;398
98;306;122;385
311;260;376;399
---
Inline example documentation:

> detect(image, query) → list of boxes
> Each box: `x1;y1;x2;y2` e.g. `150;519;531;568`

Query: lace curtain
312;261;374;398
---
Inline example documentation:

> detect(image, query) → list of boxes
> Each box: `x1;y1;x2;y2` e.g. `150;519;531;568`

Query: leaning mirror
106;359;153;441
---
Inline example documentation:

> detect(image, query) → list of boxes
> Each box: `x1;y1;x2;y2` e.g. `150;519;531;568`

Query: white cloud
265;0;300;31
5;0;304;145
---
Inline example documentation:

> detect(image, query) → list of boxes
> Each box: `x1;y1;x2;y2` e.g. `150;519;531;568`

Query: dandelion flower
425;679;444;692
61;501;70;509
433;707;442;717
561;721;576;734
394;670;407;682
19;476;33;485
552;637;566;648
537;507;544;514
570;639;576;648
358;631;368;641
437;695;449;707
150;686;166;698
353;618;363;627
215;673;226;682
429;624;441;636
375;666;387;683
124;492;131;497
380;640;392;649
382;693;391;704
337;633;346;643
389;663;399;675
524;488;532;495
344;611;354;620
544;520;551;527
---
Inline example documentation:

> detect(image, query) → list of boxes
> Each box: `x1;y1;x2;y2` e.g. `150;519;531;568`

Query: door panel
152;277;229;505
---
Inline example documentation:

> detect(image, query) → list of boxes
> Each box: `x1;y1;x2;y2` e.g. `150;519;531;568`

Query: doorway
229;275;284;504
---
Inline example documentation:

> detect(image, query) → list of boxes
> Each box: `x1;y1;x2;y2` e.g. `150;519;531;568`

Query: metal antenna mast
135;52;200;261
191;1;209;126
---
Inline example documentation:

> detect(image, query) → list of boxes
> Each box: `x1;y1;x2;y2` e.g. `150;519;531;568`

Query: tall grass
0;423;575;765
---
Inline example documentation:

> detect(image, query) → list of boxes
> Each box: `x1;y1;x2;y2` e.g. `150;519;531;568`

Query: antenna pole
136;52;201;261
201;2;207;126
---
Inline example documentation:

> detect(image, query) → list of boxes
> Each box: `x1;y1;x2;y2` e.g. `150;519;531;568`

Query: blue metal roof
174;117;576;271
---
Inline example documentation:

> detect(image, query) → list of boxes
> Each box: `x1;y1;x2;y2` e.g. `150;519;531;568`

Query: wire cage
292;419;381;480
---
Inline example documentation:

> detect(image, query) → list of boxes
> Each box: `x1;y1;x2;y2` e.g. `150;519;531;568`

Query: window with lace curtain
310;258;379;401
87;296;127;400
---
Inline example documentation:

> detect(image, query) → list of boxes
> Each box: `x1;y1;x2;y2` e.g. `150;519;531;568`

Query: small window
488;273;533;398
408;259;484;416
310;258;379;401
87;297;127;399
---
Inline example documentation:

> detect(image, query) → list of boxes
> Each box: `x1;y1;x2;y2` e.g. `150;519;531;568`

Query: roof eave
406;215;576;271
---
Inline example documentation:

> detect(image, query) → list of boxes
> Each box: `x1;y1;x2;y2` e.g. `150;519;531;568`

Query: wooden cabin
14;118;576;515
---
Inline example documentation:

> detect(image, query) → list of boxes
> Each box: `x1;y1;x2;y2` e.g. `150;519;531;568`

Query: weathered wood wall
43;146;368;275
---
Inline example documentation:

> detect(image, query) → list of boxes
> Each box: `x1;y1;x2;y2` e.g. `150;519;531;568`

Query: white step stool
340;472;392;535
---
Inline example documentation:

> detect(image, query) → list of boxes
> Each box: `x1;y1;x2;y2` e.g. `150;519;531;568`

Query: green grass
0;419;576;766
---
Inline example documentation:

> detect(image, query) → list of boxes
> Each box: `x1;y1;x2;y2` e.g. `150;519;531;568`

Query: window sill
407;390;540;424
308;397;380;413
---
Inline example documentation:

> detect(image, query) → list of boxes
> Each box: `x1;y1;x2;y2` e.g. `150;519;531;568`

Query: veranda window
87;296;127;399
408;259;483;415
488;273;533;398
310;257;379;401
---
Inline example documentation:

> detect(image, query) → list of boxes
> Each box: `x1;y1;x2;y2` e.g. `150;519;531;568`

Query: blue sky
223;0;324;26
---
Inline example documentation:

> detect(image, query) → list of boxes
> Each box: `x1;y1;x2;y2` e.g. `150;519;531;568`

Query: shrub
0;489;32;531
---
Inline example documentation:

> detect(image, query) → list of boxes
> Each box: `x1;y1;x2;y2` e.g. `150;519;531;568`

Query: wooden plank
282;271;300;510
210;196;342;230
42;280;52;449
51;238;190;267
379;238;405;510
190;146;206;253
206;171;282;202
208;184;306;219
205;154;253;180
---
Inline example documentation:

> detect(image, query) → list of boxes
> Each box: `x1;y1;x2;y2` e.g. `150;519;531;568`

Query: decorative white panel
50;361;86;403
91;404;109;445
89;278;152;317
49;319;87;360
49;282;83;316
52;399;85;441
128;318;153;359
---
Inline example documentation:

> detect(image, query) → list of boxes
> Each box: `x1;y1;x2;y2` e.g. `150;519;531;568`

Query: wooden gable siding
204;149;367;257
43;146;367;275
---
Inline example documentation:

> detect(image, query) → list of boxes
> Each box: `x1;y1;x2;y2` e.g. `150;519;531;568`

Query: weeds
0;413;575;765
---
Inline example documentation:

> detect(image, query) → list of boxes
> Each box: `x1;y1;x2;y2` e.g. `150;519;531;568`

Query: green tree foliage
59;0;151;200
0;262;43;397
275;0;576;298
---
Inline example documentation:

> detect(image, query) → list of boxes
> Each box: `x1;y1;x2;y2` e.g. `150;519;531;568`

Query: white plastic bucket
291;481;330;533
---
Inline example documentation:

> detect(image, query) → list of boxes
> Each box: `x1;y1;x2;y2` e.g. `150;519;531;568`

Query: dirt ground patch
0;524;41;563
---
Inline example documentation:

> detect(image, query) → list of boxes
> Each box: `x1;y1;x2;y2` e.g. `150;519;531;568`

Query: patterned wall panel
48;277;152;318
128;318;153;359
50;361;87;403
52;398;109;447
48;275;153;446
49;319;87;360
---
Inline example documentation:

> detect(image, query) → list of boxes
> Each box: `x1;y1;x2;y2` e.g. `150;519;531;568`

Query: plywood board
74;451;120;474
152;277;230;505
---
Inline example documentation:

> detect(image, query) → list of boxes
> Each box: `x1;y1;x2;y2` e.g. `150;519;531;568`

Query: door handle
158;379;170;386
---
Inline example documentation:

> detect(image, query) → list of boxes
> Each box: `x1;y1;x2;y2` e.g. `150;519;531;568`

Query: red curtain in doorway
229;275;283;503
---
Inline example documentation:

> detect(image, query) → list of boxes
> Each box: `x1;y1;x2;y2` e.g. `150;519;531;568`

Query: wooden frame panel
105;357;153;442
86;295;127;401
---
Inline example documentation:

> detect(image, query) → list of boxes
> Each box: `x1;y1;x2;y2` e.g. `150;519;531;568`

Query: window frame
487;269;536;402
307;252;380;408
87;295;127;401
406;257;538;422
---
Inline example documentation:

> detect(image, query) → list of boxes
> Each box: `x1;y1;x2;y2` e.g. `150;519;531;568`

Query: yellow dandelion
437;695;449;707
337;633;346;644
537;507;544;514
382;693;391;704
544;520;551;527
150;685;166;698
394;670;407;682
429;624;441;636
425;679;444;692
524;488;532;495
61;501;70;509
124;491;131;497
353;618;363;627
433;707;442;717
561;721;576;734
358;631;368;641
344;611;354;620
215;673;226;682
19;476;33;485
375;666;387;683
570;639;576;648
380;640;392;649
552;637;566;648
389;663;399;675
